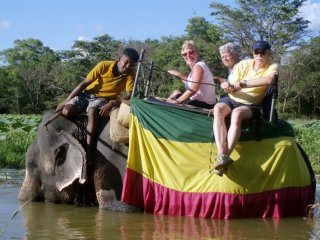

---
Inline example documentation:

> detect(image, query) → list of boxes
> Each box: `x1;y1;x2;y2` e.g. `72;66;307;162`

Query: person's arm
213;76;227;84
99;85;132;118
55;79;91;112
220;81;236;93
172;64;203;103
168;69;188;82
238;72;277;88
234;63;279;89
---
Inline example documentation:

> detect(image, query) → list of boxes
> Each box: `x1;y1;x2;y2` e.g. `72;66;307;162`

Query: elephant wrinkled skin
18;111;138;212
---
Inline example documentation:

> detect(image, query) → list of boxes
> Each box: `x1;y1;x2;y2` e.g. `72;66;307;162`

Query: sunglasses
253;50;267;55
181;50;195;57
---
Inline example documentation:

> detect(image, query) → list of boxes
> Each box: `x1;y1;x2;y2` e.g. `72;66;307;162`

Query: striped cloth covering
121;97;314;219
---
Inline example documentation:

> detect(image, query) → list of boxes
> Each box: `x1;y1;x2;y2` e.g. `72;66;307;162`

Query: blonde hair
181;40;198;54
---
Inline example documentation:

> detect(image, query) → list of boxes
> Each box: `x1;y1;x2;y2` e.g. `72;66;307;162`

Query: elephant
18;110;138;212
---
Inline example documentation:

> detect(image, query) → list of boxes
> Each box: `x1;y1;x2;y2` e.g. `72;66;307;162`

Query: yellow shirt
229;59;279;105
85;61;135;99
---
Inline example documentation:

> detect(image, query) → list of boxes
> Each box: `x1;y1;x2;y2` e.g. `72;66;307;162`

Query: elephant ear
55;131;87;192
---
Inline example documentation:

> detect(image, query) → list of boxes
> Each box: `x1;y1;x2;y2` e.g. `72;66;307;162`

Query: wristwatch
241;80;247;87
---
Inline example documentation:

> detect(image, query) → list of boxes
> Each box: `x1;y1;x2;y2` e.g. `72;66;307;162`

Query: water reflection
18;202;316;239
1;170;319;239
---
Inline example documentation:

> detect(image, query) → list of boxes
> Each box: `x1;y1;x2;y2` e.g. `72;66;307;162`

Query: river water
1;169;320;239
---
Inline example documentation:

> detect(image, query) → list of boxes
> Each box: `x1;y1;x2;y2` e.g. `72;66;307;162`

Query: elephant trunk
18;169;43;201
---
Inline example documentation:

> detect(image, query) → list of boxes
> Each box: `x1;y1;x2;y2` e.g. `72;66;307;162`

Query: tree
0;66;17;113
185;16;222;43
71;34;122;67
148;36;187;97
210;0;310;60
0;38;60;113
1;38;58;66
278;35;320;118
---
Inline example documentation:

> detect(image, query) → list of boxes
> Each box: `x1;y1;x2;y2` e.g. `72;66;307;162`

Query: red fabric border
121;168;313;219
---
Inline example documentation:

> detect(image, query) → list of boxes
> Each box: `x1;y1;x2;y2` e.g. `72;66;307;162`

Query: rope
0;200;30;238
208;114;216;174
140;60;219;173
140;61;220;87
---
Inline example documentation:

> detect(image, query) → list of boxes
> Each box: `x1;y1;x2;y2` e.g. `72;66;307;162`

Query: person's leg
213;103;232;156
85;97;108;164
211;102;233;175
61;93;89;117
226;106;252;155
61;104;80;117
86;107;99;164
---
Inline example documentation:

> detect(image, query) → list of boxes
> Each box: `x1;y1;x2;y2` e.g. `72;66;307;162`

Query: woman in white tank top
167;40;216;109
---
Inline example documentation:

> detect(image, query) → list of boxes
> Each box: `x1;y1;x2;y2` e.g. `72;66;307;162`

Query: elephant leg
96;189;139;213
93;153;140;212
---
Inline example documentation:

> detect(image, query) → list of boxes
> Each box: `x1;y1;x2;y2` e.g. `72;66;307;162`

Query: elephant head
18;112;89;203
18;111;138;212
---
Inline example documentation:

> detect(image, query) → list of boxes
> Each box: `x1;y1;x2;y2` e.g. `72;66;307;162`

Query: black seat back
260;74;279;122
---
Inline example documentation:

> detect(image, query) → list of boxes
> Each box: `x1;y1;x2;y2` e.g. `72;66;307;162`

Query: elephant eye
54;144;69;166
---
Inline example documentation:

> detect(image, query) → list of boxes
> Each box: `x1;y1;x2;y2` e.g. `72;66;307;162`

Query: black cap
122;48;140;63
253;40;271;51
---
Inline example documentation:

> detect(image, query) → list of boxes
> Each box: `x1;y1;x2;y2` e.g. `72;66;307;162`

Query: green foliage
71;34;122;66
0;38;60;113
0;66;17;113
186;17;222;43
147;37;187;97
0;129;36;168
0;114;41;168
0;114;41;140
1;38;59;66
0;2;318;118
291;120;320;173
210;0;309;60
278;35;320;118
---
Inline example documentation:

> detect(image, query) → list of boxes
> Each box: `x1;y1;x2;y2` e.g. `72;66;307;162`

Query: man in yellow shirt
55;48;139;162
212;40;279;176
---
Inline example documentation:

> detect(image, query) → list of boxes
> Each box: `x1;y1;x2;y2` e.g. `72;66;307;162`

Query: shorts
171;93;215;109
219;96;261;118
187;99;215;109
65;92;108;113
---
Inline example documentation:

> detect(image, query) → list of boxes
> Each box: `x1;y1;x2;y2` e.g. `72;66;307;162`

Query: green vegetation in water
290;120;320;174
0;115;319;174
0;115;41;168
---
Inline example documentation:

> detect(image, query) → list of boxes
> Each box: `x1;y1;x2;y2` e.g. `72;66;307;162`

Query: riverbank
0;115;319;173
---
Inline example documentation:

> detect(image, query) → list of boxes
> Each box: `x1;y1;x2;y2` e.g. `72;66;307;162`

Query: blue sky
1;0;320;51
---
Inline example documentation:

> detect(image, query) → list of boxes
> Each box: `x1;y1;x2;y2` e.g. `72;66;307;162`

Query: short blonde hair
181;40;198;54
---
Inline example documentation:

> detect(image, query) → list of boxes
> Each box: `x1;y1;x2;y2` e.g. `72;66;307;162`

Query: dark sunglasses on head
181;50;194;57
254;50;267;55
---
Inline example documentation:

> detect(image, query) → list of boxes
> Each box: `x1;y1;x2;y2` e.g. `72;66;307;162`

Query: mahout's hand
99;101;114;118
55;101;65;113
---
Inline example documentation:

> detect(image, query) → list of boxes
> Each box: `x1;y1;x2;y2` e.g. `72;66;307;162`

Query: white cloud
300;0;320;33
77;36;90;41
94;24;104;32
0;20;11;29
